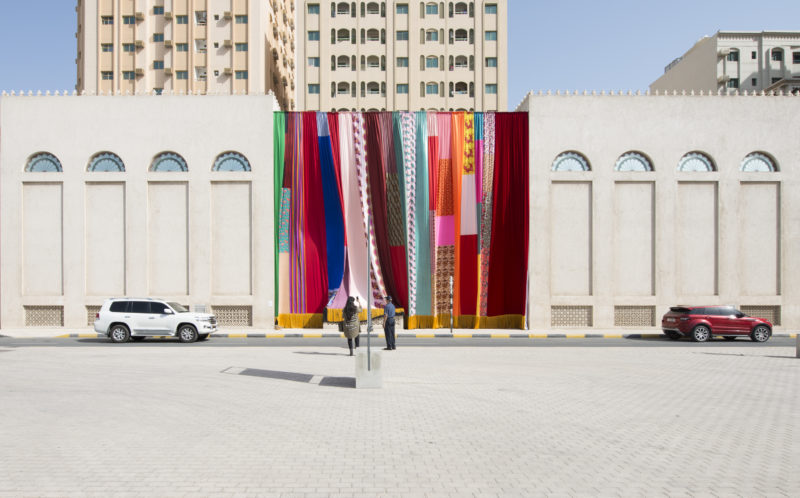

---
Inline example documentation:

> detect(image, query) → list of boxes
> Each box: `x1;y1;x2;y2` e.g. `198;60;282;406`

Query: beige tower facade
76;0;296;109
650;31;800;95
296;1;507;111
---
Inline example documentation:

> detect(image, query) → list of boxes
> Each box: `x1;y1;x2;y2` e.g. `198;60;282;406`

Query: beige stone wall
0;95;275;329
520;93;800;330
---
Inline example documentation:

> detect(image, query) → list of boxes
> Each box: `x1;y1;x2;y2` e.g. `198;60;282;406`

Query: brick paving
0;343;798;497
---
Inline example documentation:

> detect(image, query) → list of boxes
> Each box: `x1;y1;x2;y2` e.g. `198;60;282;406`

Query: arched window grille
88;152;125;172
552;151;590;172
741;152;777;172
213;152;251;172
615;151;653;172
26;152;62;172
677;152;716;172
151;152;188;172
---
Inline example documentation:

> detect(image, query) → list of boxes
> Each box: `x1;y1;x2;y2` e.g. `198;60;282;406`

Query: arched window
336;1;349;15
425;2;438;15
337;28;350;42
88;152;125;172
151;152;188;172
454;55;468;68
426;55;439;68
454;2;468;14
678;152;715;172
741;152;777;172
366;2;379;14
367;55;380;68
367;82;380;95
367;29;379;41
337;55;350;68
455;29;468;42
426;82;439;95
454;82;468;95
213;152;251;172
615;151;653;172
552;151;590;172
337;82;350;94
426;28;438;42
25;152;62;172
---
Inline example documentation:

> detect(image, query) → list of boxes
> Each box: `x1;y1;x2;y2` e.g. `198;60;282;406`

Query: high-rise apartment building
296;1;507;111
76;0;296;109
650;31;800;95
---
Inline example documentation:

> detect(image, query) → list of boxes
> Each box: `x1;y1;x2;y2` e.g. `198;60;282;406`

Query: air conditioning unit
223;11;232;19
135;68;144;76
718;48;731;57
135;40;144;48
135;12;144;21
164;12;173;19
223;67;233;75
164;39;173;47
223;39;232;47
717;74;730;83
164;68;173;75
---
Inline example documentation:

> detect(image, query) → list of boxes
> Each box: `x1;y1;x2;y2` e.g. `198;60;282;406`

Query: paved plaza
0;341;798;497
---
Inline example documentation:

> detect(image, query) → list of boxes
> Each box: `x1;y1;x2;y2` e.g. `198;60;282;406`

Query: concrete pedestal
796;333;800;359
355;350;383;389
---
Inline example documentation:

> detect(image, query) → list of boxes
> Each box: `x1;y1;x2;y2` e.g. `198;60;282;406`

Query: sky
1;0;800;109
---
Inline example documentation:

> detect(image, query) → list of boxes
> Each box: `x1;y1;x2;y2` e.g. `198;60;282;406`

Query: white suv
94;298;217;343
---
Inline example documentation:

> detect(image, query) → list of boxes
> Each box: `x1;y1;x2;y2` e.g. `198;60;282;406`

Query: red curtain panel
301;112;329;314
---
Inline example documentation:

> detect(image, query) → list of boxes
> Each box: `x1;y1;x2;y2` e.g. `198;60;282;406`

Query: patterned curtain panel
274;111;529;329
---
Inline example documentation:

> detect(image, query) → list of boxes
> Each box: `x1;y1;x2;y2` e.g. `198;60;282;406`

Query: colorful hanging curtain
274;111;528;330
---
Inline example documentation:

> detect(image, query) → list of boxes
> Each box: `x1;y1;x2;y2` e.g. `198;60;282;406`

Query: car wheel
198;334;209;341
691;324;711;342
178;325;198;343
109;324;131;343
665;331;682;340
750;325;771;343
131;336;146;342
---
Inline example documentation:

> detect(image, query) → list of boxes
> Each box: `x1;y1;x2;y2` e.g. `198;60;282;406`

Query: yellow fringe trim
277;313;323;329
406;314;525;330
325;308;385;322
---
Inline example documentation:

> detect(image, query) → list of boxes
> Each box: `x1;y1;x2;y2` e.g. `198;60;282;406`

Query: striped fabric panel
479;113;496;316
400;112;417;316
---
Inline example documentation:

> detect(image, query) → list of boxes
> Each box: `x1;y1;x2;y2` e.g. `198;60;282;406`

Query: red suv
661;306;772;343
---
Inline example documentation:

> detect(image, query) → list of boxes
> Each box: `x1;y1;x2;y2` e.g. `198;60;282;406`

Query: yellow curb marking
226;333;247;338
453;334;472;338
303;333;323;338
604;334;623;338
566;334;585;339
490;334;510;338
78;333;99;338
55;334;71;338
265;334;284;338
530;334;548;338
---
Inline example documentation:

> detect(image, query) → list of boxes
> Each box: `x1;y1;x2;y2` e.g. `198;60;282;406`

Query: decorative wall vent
212;305;252;326
740;305;781;326
551;306;593;327
25;306;64;327
86;305;101;326
614;306;655;327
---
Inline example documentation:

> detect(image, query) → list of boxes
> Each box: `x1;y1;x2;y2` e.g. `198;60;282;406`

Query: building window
195;67;207;81
552;152;590;172
485;57;497;67
771;49;783;62
727;51;738;62
177;43;188;52
426;56;439;68
308;31;320;41
751;78;757;86
425;3;438;15
772;77;781;84
396;31;409;41
101;16;113;25
213;152;251;172
485;31;497;41
154;88;163;95
397;84;409;94
615;152;653;172
235;43;248;51
454;2;468;14
794;52;800;64
678;152;715;172
426;29;438;42
101;43;113;52
195;39;207;53
154;6;164;15
26;153;63;172
88;152;125;172
366;2;380;14
101;71;113;80
308;3;320;14
195;11;207;25
308;57;320;67
151;152;188;172
751;51;757;59
308;84;320;94
727;78;739;89
485;4;498;14
235;14;248;24
153;60;164;70
154;33;164;42
235;70;248;80
426;82;438;95
176;71;188;80
122;71;135;80
123;15;135;24
741;152;777;172
367;29;380;41
122;43;135;52
396;57;409;67
485;84;497;94
396;4;408;14
176;15;188;24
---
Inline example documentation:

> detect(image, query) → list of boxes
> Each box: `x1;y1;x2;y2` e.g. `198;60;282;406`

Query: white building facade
1;93;799;330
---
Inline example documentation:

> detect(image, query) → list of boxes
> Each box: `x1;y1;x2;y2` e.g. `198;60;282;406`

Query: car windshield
168;302;188;313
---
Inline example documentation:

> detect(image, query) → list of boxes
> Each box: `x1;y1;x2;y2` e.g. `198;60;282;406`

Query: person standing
383;296;396;350
342;296;361;356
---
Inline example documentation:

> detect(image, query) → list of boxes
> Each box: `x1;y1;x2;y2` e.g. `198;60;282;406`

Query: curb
52;332;799;339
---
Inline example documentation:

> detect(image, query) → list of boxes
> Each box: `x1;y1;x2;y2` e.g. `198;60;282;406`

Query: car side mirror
736;312;745;318
164;308;174;315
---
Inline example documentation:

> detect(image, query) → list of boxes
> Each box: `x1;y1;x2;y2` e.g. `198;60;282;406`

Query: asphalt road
0;335;795;348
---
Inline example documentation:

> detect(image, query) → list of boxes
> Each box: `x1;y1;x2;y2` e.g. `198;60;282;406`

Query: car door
705;307;732;335
729;308;751;335
148;302;174;335
129;300;155;335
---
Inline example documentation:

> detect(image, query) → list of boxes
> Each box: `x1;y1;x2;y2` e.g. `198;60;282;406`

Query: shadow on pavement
220;367;355;388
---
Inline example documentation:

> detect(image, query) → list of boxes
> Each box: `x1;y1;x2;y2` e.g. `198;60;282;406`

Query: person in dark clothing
342;296;361;356
383;296;396;350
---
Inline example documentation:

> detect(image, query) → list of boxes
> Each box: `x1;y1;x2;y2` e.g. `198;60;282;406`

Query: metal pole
449;275;454;334
366;213;372;371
